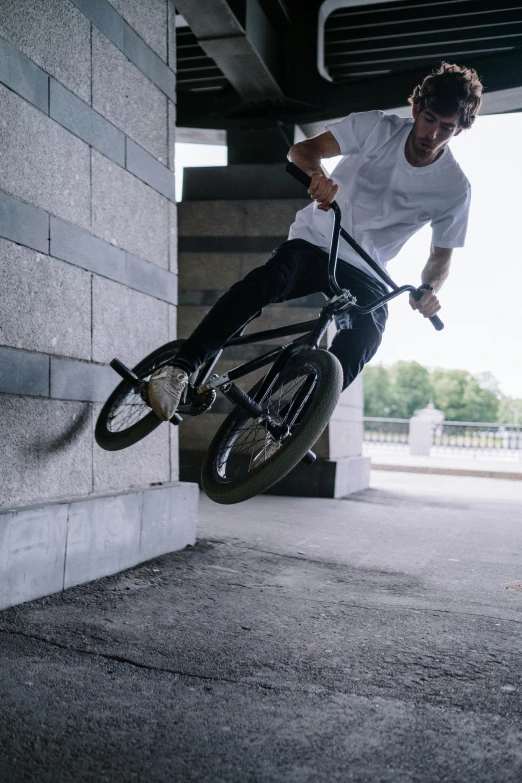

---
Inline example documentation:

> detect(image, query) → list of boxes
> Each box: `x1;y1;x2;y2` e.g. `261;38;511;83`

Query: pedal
169;412;183;426
301;449;316;465
110;358;139;386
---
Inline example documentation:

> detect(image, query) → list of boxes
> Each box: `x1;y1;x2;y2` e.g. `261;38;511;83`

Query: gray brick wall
0;83;92;230
107;0;168;62
0;0;91;102
92;26;168;163
0;0;180;513
91;149;170;265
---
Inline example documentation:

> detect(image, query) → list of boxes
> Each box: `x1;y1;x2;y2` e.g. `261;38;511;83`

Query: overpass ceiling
175;0;522;129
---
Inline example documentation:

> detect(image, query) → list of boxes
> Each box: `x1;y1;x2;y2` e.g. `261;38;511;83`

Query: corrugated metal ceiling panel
322;0;522;81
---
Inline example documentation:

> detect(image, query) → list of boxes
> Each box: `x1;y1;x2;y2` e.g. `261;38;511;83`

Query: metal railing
432;421;522;457
363;417;409;448
363;417;522;459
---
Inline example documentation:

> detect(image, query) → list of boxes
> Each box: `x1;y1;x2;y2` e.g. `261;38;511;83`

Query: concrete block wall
0;0;197;607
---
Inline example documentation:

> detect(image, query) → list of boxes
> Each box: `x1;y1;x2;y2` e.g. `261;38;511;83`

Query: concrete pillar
178;164;370;497
0;0;197;608
409;403;444;456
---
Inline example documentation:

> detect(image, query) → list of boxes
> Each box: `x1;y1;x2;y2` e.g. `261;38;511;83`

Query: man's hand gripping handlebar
285;162;444;332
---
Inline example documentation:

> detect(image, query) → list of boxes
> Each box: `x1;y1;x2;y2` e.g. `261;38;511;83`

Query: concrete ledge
0;482;199;611
183;165;310;201
268;456;371;498
372;463;522;482
180;450;370;498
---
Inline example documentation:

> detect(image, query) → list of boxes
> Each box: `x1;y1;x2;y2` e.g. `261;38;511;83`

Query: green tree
363;364;393;417
363;361;432;418
497;398;522;425
388;361;432;418
431;369;499;422
364;362;502;422
474;371;502;397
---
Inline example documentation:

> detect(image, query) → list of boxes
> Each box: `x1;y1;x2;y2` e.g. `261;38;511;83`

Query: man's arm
409;245;453;318
287;131;342;211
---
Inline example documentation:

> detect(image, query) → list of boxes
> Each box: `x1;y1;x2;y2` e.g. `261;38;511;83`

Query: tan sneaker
250;435;281;470
147;366;188;421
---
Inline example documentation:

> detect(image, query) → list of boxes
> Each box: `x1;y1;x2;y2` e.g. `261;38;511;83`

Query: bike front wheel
201;349;343;504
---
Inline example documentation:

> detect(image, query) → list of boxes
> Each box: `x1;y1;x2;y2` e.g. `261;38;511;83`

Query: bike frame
189;179;433;411
108;164;444;433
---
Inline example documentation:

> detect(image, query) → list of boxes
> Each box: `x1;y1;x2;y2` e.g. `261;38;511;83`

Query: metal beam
174;0;285;101
287;47;522;125
176;45;522;130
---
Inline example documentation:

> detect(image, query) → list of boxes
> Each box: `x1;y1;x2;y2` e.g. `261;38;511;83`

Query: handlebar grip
287;163;444;331
412;287;444;331
285;162;312;190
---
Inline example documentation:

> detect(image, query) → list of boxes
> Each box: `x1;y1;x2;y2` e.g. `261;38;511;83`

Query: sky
175;112;522;399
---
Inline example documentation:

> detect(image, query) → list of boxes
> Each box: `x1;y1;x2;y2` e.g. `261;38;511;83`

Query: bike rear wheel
95;340;184;451
201;349;342;504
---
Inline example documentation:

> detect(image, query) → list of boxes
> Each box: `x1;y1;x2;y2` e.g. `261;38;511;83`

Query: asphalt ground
1;471;521;782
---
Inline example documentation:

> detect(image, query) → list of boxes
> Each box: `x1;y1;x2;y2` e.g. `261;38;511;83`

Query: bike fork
221;381;316;466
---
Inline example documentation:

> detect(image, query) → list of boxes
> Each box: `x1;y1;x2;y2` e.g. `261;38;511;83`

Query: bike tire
201;349;343;504
95;340;185;452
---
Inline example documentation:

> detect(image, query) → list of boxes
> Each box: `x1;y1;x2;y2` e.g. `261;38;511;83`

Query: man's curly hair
408;63;483;129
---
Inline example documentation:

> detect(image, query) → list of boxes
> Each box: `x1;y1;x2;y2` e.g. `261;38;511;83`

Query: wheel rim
215;363;318;482
106;380;153;433
105;358;169;435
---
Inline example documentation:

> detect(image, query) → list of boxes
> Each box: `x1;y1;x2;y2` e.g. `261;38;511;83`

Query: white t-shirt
288;110;471;282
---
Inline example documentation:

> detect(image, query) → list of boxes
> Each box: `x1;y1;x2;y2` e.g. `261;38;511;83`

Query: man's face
410;104;463;163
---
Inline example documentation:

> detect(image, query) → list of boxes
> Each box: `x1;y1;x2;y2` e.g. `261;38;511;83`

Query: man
148;62;483;421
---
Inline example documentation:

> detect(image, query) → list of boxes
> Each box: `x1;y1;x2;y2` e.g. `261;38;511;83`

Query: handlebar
285;162;444;332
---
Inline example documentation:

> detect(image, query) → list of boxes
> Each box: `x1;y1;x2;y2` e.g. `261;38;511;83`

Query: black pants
174;239;388;391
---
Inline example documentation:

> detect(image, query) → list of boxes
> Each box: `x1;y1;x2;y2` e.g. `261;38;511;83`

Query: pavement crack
0;626;277;690
334;601;522;626
1;627;520;722
206;538;332;566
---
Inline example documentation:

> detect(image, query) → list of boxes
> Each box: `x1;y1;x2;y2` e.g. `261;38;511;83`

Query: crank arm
111;357;183;425
110;358;140;387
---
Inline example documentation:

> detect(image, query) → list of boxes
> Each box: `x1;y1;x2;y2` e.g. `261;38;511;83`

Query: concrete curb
0;481;199;611
372;463;522;481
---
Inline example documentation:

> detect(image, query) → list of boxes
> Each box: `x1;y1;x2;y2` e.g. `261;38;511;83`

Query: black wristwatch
418;283;435;294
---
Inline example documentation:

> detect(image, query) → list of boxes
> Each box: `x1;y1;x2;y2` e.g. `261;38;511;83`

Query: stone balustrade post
409;402;444;457
409;416;434;456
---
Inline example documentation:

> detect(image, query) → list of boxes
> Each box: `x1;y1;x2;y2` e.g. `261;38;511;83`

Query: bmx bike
95;163;443;504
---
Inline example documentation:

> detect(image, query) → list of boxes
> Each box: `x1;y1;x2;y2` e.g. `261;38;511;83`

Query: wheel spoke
215;365;318;481
96;342;189;451
105;368;158;434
